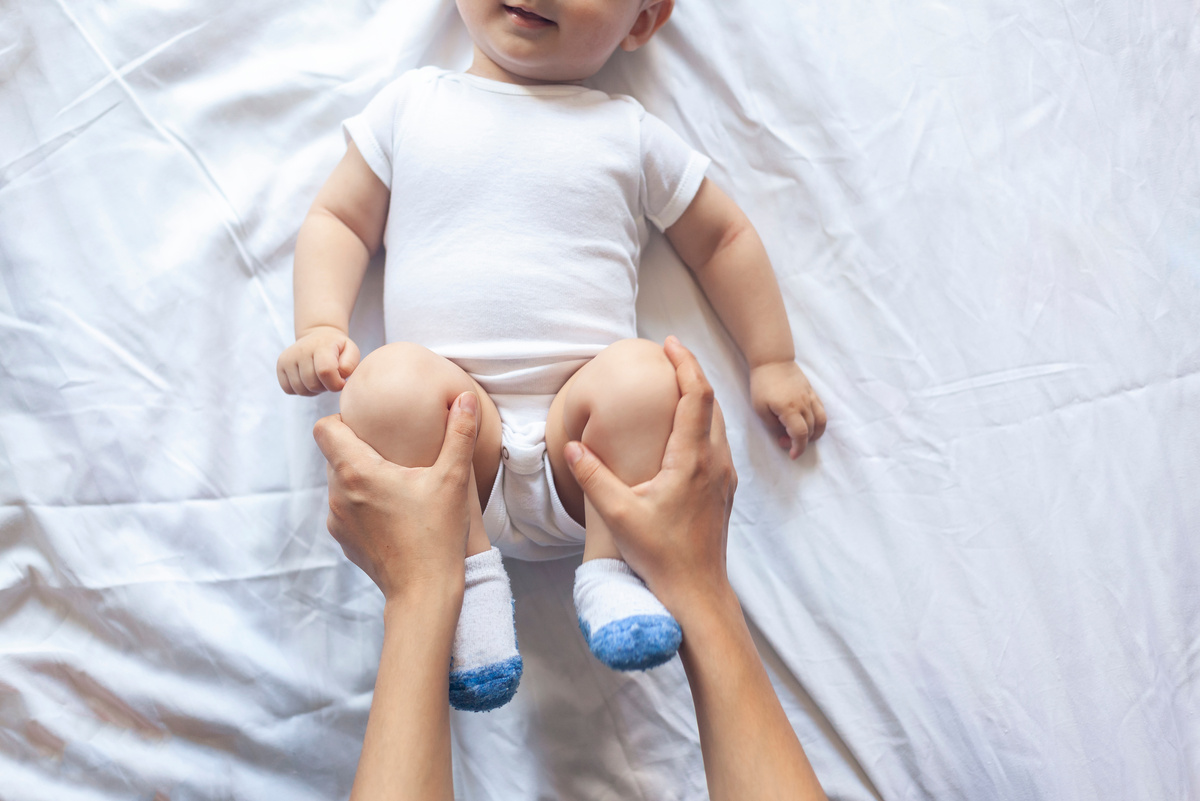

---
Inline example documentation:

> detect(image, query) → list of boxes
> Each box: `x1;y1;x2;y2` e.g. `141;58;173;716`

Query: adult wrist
383;579;465;626
672;581;743;640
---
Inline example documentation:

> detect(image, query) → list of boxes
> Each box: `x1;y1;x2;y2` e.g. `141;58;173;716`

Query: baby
277;0;826;712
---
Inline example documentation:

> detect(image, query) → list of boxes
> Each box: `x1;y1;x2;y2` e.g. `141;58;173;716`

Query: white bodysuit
343;67;710;560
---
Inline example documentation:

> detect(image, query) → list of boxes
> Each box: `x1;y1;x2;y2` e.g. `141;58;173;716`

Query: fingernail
666;335;680;347
460;391;478;415
564;441;583;466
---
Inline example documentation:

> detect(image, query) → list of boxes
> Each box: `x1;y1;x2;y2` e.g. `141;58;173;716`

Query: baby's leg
339;341;502;555
546;339;682;670
340;343;520;711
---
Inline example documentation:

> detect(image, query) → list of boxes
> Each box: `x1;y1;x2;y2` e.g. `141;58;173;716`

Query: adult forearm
350;590;462;801
293;208;372;337
691;224;795;369
679;589;826;801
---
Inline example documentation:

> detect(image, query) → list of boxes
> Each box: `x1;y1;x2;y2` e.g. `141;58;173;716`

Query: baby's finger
800;404;816;442
339;339;361;378
811;397;828;440
756;407;787;442
298;354;325;395
778;407;811;459
314;344;345;392
277;360;295;395
285;362;313;397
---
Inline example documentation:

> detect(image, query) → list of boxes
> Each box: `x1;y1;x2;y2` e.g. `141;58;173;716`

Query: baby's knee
340;342;465;466
572;339;680;440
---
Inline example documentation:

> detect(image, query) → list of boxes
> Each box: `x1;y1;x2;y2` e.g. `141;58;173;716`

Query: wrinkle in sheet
32;660;167;741
15;483;326;509
55;22;207;118
0;103;119;190
47;301;170;392
5;1;1199;798
48;0;289;345
747;616;885;801
916;362;1081;399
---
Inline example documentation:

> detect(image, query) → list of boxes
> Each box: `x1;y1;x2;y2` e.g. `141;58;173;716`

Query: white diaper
480;394;586;561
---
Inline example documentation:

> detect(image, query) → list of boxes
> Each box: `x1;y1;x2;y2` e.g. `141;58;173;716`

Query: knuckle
325;505;343;534
338;463;366;493
571;457;597;486
449;417;477;442
607;502;632;529
438;465;469;493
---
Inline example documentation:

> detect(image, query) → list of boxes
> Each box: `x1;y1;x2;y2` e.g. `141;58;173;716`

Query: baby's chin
487;44;607;84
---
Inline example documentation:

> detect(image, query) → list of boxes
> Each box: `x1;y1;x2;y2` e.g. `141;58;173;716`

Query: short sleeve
341;73;417;190
639;112;711;232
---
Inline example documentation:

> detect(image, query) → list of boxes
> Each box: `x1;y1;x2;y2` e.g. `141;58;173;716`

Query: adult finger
432;392;479;487
711;397;730;454
314;344;345;392
564;441;636;525
313;414;384;472
663;336;714;445
711;400;736;483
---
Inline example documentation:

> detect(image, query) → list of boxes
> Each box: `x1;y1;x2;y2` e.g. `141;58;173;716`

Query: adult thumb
564;442;631;520
435;391;479;485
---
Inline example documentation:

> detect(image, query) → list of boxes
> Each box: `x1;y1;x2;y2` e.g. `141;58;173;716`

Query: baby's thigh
546;339;679;525
339;342;502;503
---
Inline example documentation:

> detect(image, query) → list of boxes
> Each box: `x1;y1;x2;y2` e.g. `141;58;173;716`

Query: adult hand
564;336;737;623
565;337;827;801
313;391;480;604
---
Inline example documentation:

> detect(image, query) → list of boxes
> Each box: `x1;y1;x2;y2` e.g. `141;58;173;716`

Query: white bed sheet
2;0;1197;798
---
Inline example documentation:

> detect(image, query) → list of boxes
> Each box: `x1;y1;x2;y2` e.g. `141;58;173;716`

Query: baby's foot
573;558;682;671
449;547;522;711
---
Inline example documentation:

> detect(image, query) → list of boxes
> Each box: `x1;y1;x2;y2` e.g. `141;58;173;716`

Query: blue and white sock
449;547;522;712
573;558;682;671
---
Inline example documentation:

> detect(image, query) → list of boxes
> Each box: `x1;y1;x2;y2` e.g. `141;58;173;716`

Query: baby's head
457;0;675;84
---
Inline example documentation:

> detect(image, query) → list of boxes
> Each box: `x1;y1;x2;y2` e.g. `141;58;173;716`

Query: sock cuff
575;558;636;581
465;547;505;584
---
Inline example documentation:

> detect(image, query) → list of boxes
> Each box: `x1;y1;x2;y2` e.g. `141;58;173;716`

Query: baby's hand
276;326;361;396
749;361;827;459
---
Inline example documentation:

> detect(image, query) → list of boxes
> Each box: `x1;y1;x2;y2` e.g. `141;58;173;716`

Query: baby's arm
666;179;827;458
277;142;389;395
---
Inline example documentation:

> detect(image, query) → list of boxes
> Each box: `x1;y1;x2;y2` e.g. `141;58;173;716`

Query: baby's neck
465;46;585;87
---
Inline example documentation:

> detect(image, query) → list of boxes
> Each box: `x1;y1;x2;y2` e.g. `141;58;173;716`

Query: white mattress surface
1;1;1197;799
